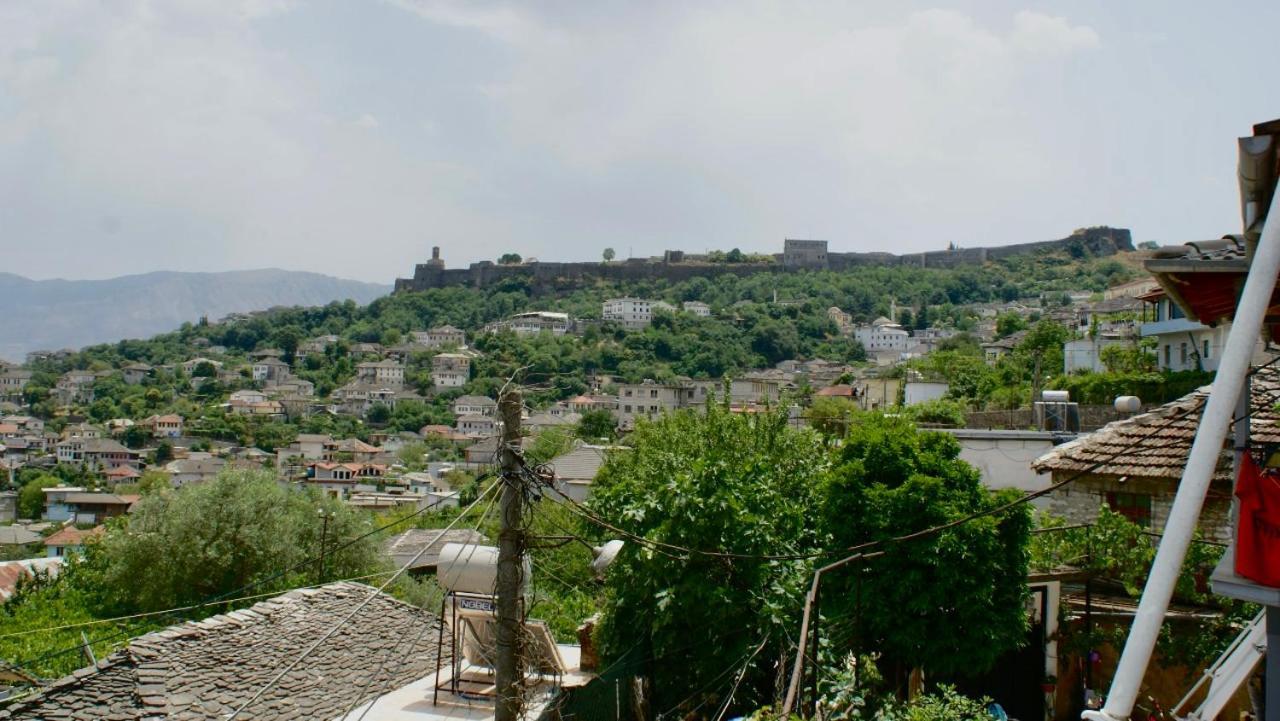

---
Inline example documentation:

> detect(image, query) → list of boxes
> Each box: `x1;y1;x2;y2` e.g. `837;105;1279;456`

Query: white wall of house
903;381;949;405
935;429;1061;499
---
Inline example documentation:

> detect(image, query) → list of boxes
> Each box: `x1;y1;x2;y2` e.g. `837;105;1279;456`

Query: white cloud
1010;10;1101;55
1;2;1115;281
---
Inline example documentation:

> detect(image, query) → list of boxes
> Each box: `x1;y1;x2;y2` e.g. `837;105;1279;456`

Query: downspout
1083;139;1280;721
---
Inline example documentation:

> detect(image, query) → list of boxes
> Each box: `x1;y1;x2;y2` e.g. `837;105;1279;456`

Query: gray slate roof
550;444;618;482
0;582;450;721
0;527;41;546
1032;364;1280;481
385;528;489;571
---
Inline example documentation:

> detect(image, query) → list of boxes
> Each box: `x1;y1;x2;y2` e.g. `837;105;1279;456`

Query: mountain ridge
0;269;389;362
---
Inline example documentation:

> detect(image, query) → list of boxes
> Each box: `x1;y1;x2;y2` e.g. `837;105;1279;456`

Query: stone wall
965;404;1138;432
1044;473;1233;543
393;226;1134;293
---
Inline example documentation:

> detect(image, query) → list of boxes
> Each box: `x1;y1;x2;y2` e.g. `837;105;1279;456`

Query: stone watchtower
783;239;829;269
427;246;445;269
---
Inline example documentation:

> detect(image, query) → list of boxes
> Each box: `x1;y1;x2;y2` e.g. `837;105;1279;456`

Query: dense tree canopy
588;406;1033;715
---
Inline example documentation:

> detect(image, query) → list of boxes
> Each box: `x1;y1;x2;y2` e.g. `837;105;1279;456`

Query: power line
226;480;502;720
5;479;496;670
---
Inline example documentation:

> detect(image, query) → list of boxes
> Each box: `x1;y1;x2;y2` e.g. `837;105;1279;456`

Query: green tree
590;405;830;713
366;403;392;424
78;469;381;614
153;440;174;464
120;425;151;449
18;475;62;519
995;311;1027;339
819;414;1031;679
602;247;616;263
497;253;523;265
575;408;617;441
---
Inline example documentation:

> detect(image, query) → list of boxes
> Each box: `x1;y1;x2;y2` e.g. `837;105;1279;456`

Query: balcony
1139;317;1206;337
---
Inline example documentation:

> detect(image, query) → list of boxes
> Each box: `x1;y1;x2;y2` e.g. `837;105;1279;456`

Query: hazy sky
2;1;1276;283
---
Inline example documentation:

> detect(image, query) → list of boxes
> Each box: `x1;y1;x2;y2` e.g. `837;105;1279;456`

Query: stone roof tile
1032;364;1280;481
0;582;449;721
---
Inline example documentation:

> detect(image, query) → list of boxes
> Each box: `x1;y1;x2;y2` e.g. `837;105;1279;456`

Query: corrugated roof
0;582;449;720
1032;365;1280;480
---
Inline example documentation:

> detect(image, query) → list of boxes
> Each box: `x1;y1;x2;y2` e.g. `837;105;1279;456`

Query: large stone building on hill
393;227;1133;294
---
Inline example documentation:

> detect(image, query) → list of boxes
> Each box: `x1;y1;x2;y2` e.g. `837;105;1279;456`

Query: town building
141;413;184;439
616;379;697;426
410;325;467;349
853;317;910;353
432;353;471;389
682;301;712;317
453;395;498;417
44;526;104;558
1027;371;1280;544
827;307;854;335
251;357;292;383
356;359;406;388
602;298;675;330
0;582;452;719
121;362;152;385
456;414;499;438
481;311;572;336
1139;288;1232;372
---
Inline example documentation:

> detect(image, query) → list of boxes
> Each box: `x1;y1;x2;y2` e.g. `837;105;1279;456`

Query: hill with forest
13;246;1150;426
0;270;389;362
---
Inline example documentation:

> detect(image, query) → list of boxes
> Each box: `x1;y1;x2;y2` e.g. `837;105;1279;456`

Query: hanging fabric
1234;451;1280;587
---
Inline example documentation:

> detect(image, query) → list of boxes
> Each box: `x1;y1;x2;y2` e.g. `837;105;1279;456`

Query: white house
1139;289;1229;372
683;301;712;317
854;317;910;353
452;395;497;417
431;353;471;389
356;360;406;388
603;298;675;330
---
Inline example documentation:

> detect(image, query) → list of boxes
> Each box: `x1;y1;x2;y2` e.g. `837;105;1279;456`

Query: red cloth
1235;452;1280;587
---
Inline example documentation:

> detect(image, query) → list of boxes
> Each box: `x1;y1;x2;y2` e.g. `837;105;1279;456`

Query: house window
1203;340;1210;360
1164;345;1171;367
1105;492;1152;527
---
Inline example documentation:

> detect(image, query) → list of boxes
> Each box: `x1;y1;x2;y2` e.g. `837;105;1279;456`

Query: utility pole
316;508;334;584
496;389;525;721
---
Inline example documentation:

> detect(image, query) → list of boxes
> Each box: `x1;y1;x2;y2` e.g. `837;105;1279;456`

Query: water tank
437;543;530;595
1041;390;1070;403
1114;396;1142;413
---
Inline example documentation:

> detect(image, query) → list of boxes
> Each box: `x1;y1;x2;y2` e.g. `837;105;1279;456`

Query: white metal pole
1084;187;1280;721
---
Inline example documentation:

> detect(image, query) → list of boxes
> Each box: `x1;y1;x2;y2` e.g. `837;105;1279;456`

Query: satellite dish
591;540;625;578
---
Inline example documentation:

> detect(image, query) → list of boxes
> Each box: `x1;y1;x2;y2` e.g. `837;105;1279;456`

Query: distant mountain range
0;270;390;362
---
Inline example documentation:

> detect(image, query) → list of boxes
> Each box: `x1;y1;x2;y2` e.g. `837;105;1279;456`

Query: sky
1;1;1277;283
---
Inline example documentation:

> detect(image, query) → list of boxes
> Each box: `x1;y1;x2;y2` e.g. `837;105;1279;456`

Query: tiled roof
1032;365;1280;481
1147;235;1248;263
0;582;450;721
62;493;136;506
385;528;488;570
0;526;41;545
550;444;620;482
44;526;105;547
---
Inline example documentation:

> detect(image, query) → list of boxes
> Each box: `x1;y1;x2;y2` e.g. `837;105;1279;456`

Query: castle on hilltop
393;227;1133;294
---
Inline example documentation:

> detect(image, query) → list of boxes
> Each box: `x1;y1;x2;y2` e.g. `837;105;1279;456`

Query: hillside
0;270;389;362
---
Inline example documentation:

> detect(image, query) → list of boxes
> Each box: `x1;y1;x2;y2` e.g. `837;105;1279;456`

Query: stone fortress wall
393;227;1133;294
